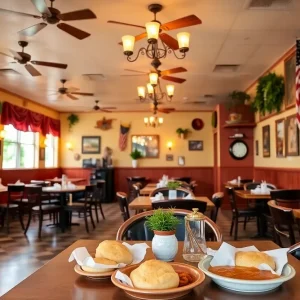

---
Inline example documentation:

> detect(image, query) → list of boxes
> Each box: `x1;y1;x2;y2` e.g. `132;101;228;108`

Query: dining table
2;239;300;300
46;178;86;184
129;196;215;211
42;185;86;231
140;183;160;196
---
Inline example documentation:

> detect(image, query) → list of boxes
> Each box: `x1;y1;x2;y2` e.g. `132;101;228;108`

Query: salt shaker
183;208;207;262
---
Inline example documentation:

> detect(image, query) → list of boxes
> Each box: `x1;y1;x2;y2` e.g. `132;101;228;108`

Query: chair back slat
26;186;42;208
7;185;25;207
152;199;207;213
116;192;130;221
150;187;193;198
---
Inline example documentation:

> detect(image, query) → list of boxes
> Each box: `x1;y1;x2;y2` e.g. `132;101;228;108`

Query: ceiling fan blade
25;64;41;76
161;75;186;84
121;74;147;77
31;60;67;69
161;15;202;31
159;33;179;50
57;23;90;40
8;49;22;61
160;107;175;111
107;20;145;30
0;51;13;59
101;107;117;109
0;68;21;75
31;0;52;17
71;92;94;96
124;69;148;74
99;109;112;113
160;67;187;76
0;8;41;18
66;93;78;100
67;87;80;92
59;9;96;21
157;109;171;114
18;23;47;36
118;32;147;45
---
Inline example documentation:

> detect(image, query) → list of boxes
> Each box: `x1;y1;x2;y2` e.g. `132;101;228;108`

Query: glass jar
183;208;207;262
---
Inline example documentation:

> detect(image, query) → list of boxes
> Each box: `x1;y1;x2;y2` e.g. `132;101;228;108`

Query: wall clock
229;140;248;160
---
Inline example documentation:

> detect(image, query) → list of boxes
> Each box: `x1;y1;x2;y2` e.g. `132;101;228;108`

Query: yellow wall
60;112;214;168
246;49;299;168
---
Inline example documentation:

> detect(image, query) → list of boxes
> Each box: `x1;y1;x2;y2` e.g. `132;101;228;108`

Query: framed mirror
131;135;159;158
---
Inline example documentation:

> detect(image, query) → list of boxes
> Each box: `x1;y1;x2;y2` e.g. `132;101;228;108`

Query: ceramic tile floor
0;204;271;297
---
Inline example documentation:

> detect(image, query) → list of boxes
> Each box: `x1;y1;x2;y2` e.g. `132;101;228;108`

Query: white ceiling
0;0;299;112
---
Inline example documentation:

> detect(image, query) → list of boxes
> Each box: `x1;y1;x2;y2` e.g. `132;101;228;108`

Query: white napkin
53;183;62;190
69;243;149;271
207;242;288;275
150;192;165;202
15;180;25;185
115;270;134;287
184;193;194;199
67;182;76;189
250;186;271;195
229;179;237;184
54;177;58;180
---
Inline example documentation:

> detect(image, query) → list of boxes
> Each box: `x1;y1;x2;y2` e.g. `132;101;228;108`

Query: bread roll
81;257;117;273
235;251;276;270
96;240;133;264
130;260;179;289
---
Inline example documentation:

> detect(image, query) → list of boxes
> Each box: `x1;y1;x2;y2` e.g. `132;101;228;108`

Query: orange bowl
111;262;205;300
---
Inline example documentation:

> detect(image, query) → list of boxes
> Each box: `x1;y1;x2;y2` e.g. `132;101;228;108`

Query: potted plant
130;149;143;168
67;114;79;131
145;209;180;261
227;90;251;122
251;72;284;116
176;128;190;139
167;181;181;199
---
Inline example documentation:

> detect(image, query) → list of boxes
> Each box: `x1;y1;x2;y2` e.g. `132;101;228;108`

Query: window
2;125;38;169
45;134;58;168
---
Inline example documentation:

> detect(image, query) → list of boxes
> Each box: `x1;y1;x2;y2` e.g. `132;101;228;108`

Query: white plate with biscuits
198;255;296;293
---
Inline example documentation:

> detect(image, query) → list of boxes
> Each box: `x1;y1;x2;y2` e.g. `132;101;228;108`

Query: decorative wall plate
192;118;204;130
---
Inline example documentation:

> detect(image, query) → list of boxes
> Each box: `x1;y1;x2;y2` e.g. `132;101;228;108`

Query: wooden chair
127;177;147;203
116;192;130;221
149;187;193;198
190;181;198;194
270;190;300;209
210;192;224;222
152;199;207;213
116;209;222;241
228;188;259;240
130;182;142;203
288;242;300;260
24;186;60;238
64;185;95;233
268;200;296;246
0;185;26;233
95;181;106;220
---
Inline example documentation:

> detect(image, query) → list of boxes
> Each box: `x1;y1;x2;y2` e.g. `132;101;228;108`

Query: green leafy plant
166;181;181;190
145;209;181;231
67;114;79;131
226;90;251;112
130;149;143;160
251;72;284;115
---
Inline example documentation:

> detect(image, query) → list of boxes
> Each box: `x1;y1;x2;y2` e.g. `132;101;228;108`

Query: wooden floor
0;203;273;297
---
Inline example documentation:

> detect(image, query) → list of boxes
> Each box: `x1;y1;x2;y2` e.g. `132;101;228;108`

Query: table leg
60;193;66;233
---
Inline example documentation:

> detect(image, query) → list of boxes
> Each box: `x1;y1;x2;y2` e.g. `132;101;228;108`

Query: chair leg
18;207;25;230
38;213;43;239
24;210;33;235
230;217;234;236
94;203;99;223
90;208;95;229
243;217;247;230
99;203;105;220
234;217;239;241
84;210;89;233
6;209;10;234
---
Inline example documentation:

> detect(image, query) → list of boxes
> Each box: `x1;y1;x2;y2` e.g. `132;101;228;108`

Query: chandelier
110;4;202;69
144;115;163;128
137;72;174;102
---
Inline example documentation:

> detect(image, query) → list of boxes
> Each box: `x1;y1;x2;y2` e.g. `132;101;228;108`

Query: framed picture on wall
82;136;101;154
262;125;270;157
131;135;159;158
275;118;285;157
285;115;299;156
255;140;259;156
166;154;173;161
188;140;203;151
178;156;185;166
284;53;296;108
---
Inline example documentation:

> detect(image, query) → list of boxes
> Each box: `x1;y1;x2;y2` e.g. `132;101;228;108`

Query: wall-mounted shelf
223;123;256;129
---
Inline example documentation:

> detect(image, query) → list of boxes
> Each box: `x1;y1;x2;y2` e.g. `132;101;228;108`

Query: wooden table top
129;196;215;211
235;190;271;200
42;185;86;193
46;178;86;183
224;182;245;189
140;183;158;195
2;240;300;300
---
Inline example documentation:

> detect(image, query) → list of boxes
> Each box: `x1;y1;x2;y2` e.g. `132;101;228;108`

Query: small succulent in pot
176;128;190;139
166;181;181;190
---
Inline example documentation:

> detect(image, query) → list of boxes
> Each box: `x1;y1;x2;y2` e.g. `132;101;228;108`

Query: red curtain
1;102;60;137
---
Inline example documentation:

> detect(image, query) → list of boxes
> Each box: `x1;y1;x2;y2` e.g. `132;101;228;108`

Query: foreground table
235;190;271;200
129;196;215;211
2;240;300;300
46;178;86;184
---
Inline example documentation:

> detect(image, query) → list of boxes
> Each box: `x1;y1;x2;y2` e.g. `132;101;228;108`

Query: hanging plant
251;72;284;115
226;90;251;112
67;114;79;131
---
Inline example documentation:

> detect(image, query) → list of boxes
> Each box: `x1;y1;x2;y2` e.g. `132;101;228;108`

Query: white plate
74;264;114;280
198;256;296;293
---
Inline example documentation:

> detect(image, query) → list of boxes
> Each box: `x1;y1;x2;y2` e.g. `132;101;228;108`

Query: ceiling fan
151;101;175;114
93;100;117;112
122;67;187;84
0;0;96;40
49;79;94;100
0;41;67;76
108;4;201;48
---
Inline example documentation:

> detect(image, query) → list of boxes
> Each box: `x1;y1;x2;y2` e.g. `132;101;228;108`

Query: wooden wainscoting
61;167;91;185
